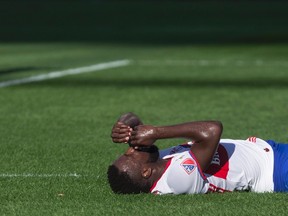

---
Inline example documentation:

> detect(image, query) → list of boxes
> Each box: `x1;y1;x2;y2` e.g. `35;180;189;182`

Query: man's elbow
210;121;223;138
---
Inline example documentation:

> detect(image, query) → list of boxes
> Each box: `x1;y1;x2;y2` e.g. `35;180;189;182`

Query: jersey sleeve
166;151;207;194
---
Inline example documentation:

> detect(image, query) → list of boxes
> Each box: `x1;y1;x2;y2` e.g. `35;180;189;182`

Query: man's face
113;146;159;180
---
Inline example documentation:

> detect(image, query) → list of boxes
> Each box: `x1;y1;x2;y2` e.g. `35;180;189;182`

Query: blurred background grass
1;0;288;44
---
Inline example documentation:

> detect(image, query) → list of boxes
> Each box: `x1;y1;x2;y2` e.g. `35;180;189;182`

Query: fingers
111;122;132;143
130;130;138;141
130;126;156;146
111;133;131;143
129;140;138;146
113;121;128;128
130;130;145;146
112;122;132;134
112;136;130;143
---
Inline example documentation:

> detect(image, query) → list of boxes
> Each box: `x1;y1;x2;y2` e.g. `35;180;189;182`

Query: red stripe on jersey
205;144;229;179
207;183;231;193
248;136;257;143
150;159;172;192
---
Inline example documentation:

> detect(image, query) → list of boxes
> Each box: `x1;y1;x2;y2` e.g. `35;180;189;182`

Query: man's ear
141;167;152;179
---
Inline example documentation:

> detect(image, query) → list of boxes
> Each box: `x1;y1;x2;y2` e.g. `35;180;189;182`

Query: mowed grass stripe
0;59;131;88
135;59;288;67
0;173;82;178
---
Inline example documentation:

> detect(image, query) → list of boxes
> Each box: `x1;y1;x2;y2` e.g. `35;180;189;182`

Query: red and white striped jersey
151;137;274;195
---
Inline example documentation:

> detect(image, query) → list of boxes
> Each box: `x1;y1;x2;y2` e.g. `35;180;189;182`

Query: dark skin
111;112;223;191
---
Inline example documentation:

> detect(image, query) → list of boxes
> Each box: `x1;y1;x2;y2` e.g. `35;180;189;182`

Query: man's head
107;145;159;194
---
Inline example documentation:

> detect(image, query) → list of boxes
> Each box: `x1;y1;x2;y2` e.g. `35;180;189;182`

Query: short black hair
107;164;150;194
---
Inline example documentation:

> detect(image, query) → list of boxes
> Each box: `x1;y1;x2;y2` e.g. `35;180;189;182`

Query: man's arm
111;112;143;143
130;121;223;171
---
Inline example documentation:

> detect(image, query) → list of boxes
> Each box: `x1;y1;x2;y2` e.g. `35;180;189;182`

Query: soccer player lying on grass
107;112;288;195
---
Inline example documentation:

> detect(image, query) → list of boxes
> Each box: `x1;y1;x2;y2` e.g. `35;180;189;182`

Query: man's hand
111;122;132;144
130;125;157;146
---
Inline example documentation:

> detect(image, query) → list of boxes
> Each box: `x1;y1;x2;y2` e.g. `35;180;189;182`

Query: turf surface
0;42;288;215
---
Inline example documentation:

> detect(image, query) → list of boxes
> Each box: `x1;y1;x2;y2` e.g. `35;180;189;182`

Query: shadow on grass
0;67;58;76
22;77;288;89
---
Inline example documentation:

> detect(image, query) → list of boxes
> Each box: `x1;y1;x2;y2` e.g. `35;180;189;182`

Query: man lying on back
107;112;288;194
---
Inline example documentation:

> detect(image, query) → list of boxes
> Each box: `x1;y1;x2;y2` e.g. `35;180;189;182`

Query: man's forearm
154;121;222;171
154;121;222;142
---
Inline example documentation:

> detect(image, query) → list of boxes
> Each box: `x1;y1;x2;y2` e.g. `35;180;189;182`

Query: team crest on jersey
181;158;196;175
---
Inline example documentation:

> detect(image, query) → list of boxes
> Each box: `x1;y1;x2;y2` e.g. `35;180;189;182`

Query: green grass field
0;42;288;215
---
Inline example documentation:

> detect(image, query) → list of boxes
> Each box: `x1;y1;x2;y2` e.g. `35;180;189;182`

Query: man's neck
151;158;170;185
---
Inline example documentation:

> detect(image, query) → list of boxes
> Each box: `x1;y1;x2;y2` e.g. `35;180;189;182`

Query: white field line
135;59;288;67
0;173;82;178
0;59;131;88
